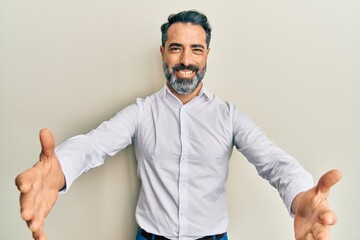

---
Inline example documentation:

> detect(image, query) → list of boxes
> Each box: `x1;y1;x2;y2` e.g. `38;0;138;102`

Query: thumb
39;128;55;159
317;169;342;194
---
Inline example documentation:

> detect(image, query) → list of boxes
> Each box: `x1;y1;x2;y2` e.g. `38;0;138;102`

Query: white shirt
56;85;314;240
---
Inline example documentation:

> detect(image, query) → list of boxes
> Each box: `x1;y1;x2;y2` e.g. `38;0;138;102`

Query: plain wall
1;0;359;239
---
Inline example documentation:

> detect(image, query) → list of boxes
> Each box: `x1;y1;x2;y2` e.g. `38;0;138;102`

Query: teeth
179;70;192;75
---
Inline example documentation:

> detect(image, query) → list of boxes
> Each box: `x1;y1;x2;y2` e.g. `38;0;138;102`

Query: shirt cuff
283;179;314;217
55;148;79;193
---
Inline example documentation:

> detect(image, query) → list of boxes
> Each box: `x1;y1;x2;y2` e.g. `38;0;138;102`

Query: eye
169;47;181;53
193;48;204;54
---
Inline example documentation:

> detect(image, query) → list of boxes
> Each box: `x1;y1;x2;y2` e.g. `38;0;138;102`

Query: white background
1;0;359;239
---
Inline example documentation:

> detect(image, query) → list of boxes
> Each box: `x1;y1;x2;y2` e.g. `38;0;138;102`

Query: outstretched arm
15;129;65;240
292;169;342;240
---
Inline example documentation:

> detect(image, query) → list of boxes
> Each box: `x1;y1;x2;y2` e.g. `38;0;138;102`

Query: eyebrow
191;44;205;49
168;43;205;49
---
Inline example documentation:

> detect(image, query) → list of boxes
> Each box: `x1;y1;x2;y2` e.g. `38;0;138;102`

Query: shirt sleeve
56;100;142;193
231;104;314;216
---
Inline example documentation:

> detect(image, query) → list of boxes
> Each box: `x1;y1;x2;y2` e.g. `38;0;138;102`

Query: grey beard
163;63;206;95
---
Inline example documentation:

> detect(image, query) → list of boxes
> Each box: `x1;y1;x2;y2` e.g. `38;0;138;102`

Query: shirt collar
163;83;214;103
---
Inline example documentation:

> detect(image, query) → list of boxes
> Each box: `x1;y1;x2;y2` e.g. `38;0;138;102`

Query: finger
29;217;43;233
305;233;315;240
17;168;40;221
39;128;55;159
320;210;337;225
317;169;342;194
20;190;36;221
15;169;36;193
32;221;47;240
313;222;330;240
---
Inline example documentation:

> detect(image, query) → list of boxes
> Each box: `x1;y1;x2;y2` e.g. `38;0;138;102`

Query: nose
180;49;193;66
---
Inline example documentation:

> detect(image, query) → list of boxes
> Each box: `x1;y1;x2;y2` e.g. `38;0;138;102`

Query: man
16;10;341;240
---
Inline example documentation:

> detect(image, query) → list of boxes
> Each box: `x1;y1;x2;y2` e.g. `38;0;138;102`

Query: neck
167;82;203;104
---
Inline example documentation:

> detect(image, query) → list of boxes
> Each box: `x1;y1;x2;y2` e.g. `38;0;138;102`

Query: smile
177;70;194;76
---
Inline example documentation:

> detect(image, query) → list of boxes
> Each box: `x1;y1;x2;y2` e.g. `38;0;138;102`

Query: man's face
160;22;210;95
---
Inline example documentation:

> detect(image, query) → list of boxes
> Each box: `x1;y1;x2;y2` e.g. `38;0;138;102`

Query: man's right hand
15;128;65;240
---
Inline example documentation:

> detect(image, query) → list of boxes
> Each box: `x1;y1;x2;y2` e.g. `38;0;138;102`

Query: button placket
178;106;189;237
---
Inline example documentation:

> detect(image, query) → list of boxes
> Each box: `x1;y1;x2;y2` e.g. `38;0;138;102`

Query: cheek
195;56;207;67
163;54;180;65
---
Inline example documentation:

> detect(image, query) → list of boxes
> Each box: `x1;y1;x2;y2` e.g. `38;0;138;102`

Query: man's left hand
293;169;342;240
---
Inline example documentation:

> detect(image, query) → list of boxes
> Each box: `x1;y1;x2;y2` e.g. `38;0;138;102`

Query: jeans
135;228;228;240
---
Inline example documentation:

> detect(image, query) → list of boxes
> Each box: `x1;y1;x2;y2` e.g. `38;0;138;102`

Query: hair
160;10;212;48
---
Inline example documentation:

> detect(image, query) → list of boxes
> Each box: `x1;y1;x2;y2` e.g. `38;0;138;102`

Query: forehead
166;22;207;46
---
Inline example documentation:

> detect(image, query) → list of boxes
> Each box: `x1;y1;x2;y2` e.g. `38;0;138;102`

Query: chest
134;100;234;161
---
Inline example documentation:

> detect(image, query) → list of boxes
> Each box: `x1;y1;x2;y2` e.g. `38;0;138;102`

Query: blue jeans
135;228;228;240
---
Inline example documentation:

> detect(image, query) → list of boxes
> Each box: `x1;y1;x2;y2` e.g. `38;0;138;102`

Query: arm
231;105;314;214
15;101;141;239
55;102;141;192
231;105;342;239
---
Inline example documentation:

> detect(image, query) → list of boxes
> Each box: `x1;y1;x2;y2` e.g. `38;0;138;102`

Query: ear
160;46;165;58
206;47;211;56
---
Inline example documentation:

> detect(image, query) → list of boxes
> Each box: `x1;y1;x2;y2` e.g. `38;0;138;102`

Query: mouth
176;70;195;78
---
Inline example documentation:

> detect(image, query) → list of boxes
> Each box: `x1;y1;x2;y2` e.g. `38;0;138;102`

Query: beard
162;62;207;95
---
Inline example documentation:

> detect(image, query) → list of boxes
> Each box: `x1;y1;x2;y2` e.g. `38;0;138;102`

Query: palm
16;129;65;240
294;170;341;240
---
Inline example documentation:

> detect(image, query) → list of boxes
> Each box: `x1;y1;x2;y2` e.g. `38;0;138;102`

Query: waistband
139;228;226;240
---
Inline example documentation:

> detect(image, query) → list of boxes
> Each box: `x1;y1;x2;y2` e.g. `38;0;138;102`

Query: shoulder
135;87;165;106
